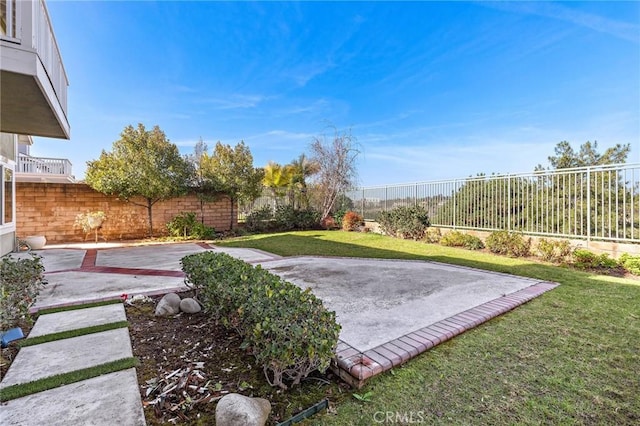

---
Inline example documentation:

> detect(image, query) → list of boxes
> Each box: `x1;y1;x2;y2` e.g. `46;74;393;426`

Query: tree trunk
146;198;154;237
229;196;235;230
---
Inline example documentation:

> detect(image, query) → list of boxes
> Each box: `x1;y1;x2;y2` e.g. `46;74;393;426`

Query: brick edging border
331;281;559;388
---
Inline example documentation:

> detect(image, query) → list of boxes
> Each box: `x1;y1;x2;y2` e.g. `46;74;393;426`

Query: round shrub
536;238;572;263
244;206;275;233
377;205;430;240
342;211;364;231
440;231;484;250
486;231;531;257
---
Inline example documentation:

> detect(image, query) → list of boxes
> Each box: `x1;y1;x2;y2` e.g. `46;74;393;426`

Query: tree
200;141;263;229
539;140;630;170
187;138;221;223
85;123;192;236
310;128;360;220
262;161;293;205
288;153;320;208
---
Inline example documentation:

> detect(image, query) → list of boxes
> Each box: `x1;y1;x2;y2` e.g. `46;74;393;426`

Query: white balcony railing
1;0;70;138
31;0;68;116
18;153;73;178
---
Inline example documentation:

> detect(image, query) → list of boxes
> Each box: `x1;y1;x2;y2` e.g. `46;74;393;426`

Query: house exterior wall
16;182;235;243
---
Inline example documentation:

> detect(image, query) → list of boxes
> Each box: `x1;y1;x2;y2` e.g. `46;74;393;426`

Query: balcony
17;153;75;183
1;0;70;139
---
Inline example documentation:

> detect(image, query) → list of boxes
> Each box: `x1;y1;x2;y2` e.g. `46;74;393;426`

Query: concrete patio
1;241;557;424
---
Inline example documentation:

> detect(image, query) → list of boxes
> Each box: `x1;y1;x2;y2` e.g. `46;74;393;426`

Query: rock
215;393;271;426
179;297;201;314
154;293;181;316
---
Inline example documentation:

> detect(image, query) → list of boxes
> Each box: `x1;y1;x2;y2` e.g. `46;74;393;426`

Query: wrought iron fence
345;163;640;243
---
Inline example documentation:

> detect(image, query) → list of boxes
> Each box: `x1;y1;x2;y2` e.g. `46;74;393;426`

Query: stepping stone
28;304;126;337
0;368;145;426
0;328;132;388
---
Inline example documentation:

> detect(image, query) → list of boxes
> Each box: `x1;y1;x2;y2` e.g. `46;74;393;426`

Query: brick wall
16;182;234;243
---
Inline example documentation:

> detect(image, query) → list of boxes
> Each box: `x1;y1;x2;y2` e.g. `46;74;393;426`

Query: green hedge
0;254;47;330
181;252;340;389
377;205;430;240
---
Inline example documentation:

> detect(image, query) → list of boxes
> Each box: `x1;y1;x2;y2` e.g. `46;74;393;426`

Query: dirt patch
126;295;350;425
0;318;33;381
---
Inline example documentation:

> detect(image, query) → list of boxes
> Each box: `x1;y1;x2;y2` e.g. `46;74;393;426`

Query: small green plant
353;391;373;402
377;205;430;240
440;231;484;250
537;238;572;263
333;208;348;227
619;253;640;275
342;211;364;231
166;212;215;239
486;231;531;257
424;227;442;244
75;211;107;243
0;254;47;330
572;249;617;270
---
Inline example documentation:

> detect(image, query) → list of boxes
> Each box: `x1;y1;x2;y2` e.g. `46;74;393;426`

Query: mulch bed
125;295;349;425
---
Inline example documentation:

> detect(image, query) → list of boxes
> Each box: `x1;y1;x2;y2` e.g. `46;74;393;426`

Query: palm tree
288;154;320;209
262;161;293;207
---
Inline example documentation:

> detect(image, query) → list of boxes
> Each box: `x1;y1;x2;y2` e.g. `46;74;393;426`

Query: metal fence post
385;186;388;212
453;180;457;229
587;167;591;245
507;175;511;232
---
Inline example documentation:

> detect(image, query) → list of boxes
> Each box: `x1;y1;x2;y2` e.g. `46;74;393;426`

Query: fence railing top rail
350;162;640;191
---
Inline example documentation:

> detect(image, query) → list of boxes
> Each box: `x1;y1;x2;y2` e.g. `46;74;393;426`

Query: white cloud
485;2;640;44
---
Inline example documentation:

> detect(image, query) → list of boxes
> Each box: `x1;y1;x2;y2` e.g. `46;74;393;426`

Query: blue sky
34;1;639;186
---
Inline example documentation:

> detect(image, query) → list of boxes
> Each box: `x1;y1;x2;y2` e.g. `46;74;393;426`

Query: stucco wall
16;182;234;243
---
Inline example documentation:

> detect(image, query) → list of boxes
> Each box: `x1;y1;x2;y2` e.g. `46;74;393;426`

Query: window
0;133;16;227
4;167;13;224
0;0;17;38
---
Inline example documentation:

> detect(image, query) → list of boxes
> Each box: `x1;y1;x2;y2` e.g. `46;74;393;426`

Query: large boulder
215;393;271;426
154;293;181;316
179;297;201;314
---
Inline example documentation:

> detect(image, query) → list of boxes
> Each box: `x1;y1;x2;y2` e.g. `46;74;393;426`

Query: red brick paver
332;281;559;388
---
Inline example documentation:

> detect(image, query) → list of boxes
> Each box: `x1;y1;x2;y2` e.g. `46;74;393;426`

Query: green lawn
218;230;640;425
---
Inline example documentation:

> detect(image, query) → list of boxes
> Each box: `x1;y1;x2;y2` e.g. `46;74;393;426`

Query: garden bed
126;296;349;425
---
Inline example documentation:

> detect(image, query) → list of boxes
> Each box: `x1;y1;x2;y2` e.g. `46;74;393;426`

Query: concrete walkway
0;242;558;423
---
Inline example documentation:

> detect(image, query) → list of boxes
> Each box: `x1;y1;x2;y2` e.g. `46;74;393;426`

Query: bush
619;253;640;275
0;254;47;330
244;206;275;233
181;252;340;389
342;211;364;231
536;238;572;263
486;231;531;257
377;206;430;240
424;227;442;243
245;206;321;233
273;205;321;231
572;249;618;270
440;231;485;250
166;212;215;239
333;208;348;227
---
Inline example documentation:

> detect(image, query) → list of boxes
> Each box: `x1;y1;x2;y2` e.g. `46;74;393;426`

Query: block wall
16;182;234;243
